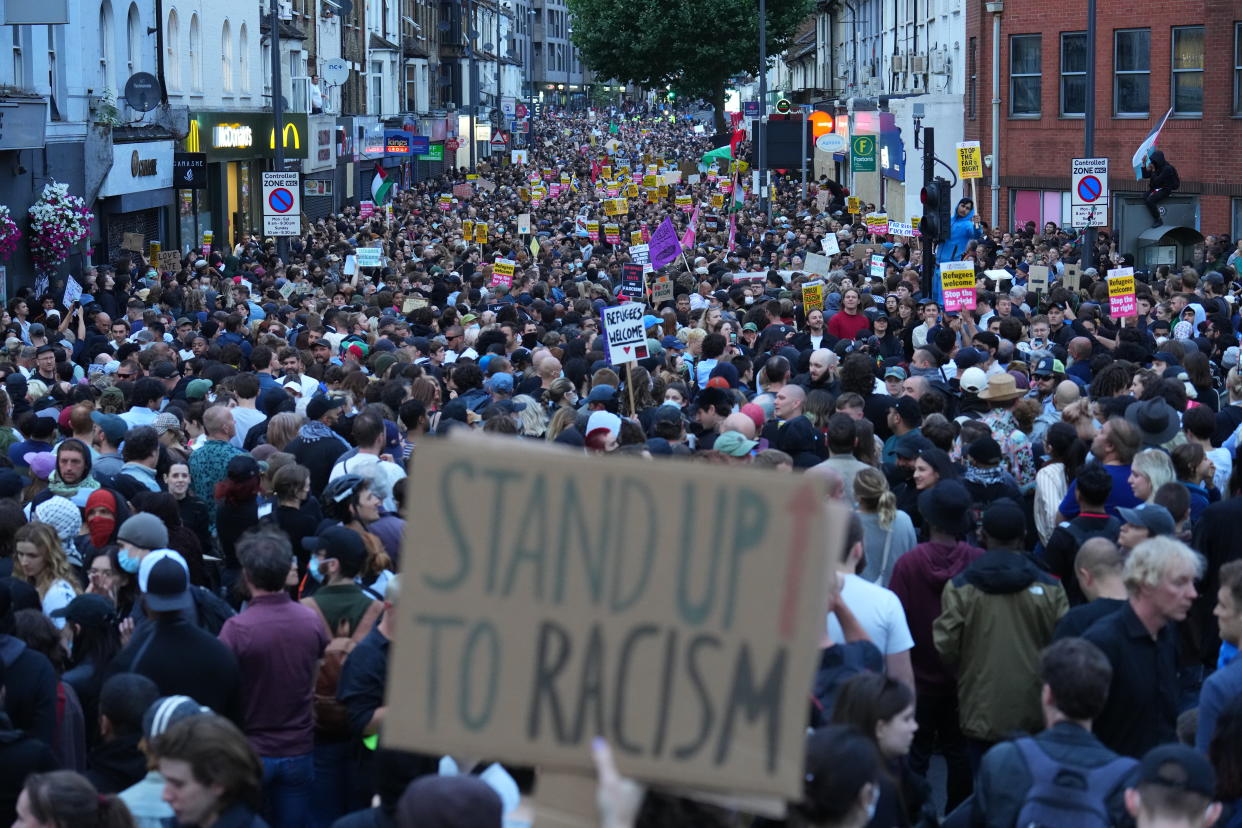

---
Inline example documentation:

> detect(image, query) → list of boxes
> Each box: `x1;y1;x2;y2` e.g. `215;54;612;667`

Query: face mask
566;392;578;405
118;548;140;574
87;515;116;549
309;561;328;583
744;296;754;304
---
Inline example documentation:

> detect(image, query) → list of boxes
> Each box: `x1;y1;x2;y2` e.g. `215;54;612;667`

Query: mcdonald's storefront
180;112;309;253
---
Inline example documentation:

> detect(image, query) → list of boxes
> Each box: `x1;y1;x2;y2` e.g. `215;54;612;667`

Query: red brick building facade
964;0;1242;260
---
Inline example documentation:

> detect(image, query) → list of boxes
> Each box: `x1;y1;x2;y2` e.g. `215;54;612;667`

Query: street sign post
1071;157;1109;228
490;131;508;149
261;171;300;236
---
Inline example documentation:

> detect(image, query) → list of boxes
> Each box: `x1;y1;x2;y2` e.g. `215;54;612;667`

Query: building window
968;36;977;120
1114;28;1150;116
1233;198;1242;242
1060;31;1087;117
1009;34;1041;116
99;1;115;92
370;59;383;114
1171;26;1203;116
221;21;232;92
1012;190;1071;233
189;13;201;91
1235;23;1242;114
239;24;249;93
165;10;179;91
126;3;140;72
47;26;61;119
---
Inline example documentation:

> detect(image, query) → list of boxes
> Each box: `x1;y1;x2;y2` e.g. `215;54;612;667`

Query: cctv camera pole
270;0;289;261
921;126;935;299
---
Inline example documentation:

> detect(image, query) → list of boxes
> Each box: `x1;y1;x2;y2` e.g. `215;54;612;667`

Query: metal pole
800;105;807;201
468;0;477;171
757;0;768;218
270;0;288;260
1083;0;1097;269
921;126;936;299
989;8;1000;230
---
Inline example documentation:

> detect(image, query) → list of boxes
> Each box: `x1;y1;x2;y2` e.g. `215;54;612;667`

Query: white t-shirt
329;452;407;512
827;574;915;656
231;407;267;448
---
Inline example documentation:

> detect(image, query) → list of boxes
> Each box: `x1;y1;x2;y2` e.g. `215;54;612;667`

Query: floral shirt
982;408;1036;488
188;439;245;532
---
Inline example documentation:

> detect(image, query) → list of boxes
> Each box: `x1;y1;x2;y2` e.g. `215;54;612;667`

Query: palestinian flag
728;174;745;213
371;163;392;204
700;145;733;167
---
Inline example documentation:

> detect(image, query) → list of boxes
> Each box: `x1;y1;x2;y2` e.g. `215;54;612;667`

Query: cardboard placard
604;224;621;244
803;252;830;278
158;251;182;273
474;223;489;244
821;234;840;256
1063;264;1082;292
862;213;889;236
1026;265;1050;292
870;254;887;280
652;276;674;304
517;214;532;235
846;196;862;214
601;302;649;364
355;247;383;268
386;435;838;799
619;264;645;300
604;198;628;217
122;232;145;253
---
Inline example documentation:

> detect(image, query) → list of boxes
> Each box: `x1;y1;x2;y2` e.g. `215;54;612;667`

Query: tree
566;0;812;134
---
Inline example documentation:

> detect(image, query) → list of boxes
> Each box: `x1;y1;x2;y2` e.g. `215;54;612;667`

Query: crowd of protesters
0;103;1240;828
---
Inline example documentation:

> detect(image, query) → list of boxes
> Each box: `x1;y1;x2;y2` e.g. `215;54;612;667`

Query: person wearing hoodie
85;672;161;794
1142;149;1180;227
934;198;984;302
0;656;57;826
0;579;58;748
933;498;1067;769
889;481;984;813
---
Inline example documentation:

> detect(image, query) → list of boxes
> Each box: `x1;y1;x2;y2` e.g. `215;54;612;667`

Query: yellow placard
626;184;639;198
802;282;824;312
474;222;489;244
630;230;643;245
602;165;612;179
646;188;659;203
1108;275;1136;297
462;220;474;239
676;195;693;210
643;175;658;188
604;198;629;216
658;185;669;198
956;142;983;180
940;266;976;291
586;221;600;240
711;194;725;209
847;196;862;214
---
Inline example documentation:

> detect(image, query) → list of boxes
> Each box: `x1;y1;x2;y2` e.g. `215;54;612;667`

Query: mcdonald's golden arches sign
185;112;309;160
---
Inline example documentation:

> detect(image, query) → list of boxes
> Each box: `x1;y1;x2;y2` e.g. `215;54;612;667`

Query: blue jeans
311;742;349;828
261;752;315;828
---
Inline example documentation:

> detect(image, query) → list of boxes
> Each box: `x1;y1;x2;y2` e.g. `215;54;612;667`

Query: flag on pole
727;214;737;252
1132;108;1173;179
728;174;745;213
681;207;699;249
700;145;733;166
371;163;392;203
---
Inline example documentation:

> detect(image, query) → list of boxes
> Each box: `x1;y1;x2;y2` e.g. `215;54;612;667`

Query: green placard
851;134;877;173
420;143;444;162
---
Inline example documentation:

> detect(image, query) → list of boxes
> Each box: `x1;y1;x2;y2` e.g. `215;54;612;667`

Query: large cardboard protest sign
490;257;516;288
618;264;645;300
386;435;839;800
940;261;977;312
802;280;825;312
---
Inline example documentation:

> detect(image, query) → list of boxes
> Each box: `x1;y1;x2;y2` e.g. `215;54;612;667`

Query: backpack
1063;516;1121;550
302;596;384;740
1012;737;1138;828
191;587;236;635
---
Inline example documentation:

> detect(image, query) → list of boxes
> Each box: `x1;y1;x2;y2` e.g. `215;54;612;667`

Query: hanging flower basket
0;205;19;260
27;181;92;273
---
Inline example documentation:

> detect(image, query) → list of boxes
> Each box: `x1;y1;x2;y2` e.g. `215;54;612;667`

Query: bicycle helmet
323;473;367;505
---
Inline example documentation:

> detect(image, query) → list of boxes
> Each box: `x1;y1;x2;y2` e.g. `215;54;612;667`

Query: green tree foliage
566;0;812;132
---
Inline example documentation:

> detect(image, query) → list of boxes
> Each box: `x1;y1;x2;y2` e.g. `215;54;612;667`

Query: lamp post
757;0;770;219
985;0;1002;230
269;0;287;260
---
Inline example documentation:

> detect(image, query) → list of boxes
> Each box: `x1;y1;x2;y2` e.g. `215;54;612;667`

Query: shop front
96;139;175;264
180;111;309;252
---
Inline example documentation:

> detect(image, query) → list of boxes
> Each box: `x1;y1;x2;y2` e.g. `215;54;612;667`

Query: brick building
964;0;1242;264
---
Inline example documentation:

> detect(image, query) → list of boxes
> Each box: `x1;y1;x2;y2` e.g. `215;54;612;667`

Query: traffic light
920;178;952;243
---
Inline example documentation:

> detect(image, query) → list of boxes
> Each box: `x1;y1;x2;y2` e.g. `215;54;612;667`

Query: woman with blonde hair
265;411;306;451
15;522;80;625
1130;448;1176;503
546;406;578;442
854;468;917;586
512;394;549;438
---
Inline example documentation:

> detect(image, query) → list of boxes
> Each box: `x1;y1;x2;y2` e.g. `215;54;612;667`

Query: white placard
822;234;840;256
601;303;648;365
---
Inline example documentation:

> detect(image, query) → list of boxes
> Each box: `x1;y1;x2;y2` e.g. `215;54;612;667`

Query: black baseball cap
1136;744;1216;799
50;593;118;628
